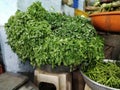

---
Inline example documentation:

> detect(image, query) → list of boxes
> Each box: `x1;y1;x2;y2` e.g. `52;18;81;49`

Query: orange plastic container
89;11;120;32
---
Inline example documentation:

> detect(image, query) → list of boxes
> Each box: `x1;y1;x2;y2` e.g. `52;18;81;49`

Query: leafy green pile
84;62;120;89
5;2;104;70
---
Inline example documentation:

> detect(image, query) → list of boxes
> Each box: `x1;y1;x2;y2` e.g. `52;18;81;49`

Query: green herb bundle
5;2;104;70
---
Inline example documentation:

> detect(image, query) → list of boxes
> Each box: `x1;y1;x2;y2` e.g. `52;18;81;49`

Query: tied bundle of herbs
5;2;104;71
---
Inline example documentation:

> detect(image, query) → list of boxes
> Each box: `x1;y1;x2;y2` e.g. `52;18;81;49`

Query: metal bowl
81;59;120;90
81;71;120;90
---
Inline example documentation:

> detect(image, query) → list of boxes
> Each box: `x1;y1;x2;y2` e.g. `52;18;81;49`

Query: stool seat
34;68;72;90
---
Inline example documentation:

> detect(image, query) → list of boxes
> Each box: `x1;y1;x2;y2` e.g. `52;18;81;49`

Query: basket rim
89;11;120;17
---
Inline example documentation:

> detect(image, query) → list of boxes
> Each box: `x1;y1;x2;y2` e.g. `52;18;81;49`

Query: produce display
83;61;120;89
82;1;120;89
85;0;120;14
5;2;104;71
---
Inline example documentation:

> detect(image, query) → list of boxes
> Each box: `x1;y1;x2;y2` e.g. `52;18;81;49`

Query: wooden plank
0;72;28;90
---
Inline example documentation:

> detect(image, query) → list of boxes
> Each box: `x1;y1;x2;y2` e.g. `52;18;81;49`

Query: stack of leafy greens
5;2;104;70
84;61;120;89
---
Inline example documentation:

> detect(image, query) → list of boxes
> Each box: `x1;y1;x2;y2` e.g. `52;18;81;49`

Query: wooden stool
34;68;72;90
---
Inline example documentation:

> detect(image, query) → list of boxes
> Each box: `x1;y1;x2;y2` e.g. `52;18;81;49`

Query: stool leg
59;74;72;90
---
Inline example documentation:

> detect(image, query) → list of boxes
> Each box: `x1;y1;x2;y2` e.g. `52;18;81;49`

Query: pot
40;65;79;73
40;65;70;73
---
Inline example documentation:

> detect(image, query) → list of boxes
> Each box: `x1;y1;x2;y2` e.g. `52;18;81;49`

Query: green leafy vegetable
5;1;104;71
84;62;120;89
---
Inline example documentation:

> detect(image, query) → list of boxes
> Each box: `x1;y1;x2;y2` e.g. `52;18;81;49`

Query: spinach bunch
27;2;47;21
5;1;104;70
5;10;52;66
